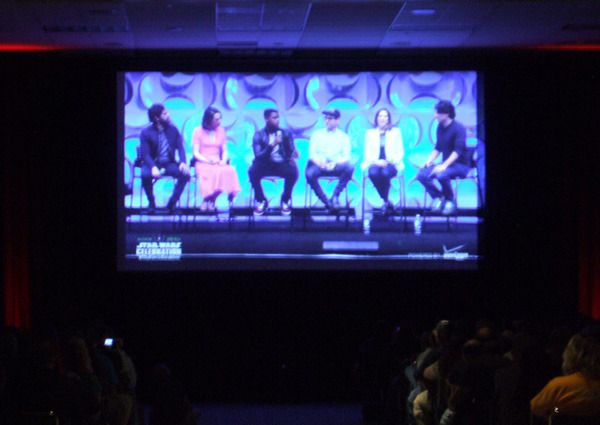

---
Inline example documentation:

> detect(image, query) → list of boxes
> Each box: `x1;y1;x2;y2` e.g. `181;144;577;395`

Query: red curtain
3;160;32;329
578;178;600;320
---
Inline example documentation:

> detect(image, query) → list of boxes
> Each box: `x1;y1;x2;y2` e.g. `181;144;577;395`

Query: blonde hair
562;334;600;379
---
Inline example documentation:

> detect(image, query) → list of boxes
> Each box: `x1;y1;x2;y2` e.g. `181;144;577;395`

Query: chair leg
361;175;366;223
398;175;406;210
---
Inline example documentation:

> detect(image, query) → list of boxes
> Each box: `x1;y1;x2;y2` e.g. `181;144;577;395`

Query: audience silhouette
2;317;599;425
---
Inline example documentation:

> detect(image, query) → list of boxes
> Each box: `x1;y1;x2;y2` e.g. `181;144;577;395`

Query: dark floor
145;404;363;425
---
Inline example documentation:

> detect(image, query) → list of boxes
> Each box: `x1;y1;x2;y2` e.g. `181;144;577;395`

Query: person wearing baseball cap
306;109;354;211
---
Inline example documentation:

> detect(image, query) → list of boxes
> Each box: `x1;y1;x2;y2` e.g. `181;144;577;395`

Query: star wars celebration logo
135;235;182;261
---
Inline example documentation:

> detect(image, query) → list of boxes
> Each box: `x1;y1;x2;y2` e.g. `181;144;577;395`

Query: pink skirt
195;163;241;198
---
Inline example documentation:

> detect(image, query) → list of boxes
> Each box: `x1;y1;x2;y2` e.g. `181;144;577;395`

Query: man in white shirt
306;109;354;210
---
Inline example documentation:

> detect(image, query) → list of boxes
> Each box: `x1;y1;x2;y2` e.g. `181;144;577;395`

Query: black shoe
385;200;394;214
330;196;341;210
147;200;156;215
166;200;177;214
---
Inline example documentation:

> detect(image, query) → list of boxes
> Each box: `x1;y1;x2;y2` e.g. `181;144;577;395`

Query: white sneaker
442;200;456;215
281;201;291;216
254;200;267;215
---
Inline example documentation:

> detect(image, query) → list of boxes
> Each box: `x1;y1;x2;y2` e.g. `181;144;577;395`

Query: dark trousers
142;162;190;207
305;160;354;204
368;163;398;201
416;163;470;201
248;160;298;203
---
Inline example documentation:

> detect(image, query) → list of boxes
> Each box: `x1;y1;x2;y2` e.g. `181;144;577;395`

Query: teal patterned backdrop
123;71;483;213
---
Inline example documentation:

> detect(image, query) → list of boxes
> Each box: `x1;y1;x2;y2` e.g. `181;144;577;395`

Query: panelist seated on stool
248;108;298;216
140;103;190;214
362;107;405;214
192;106;241;212
305;109;355;212
416;100;470;215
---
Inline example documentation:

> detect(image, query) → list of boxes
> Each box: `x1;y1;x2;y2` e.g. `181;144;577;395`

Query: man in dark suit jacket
140;103;190;212
248;109;298;215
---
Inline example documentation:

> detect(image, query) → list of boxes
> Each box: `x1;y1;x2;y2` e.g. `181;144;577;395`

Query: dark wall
3;49;598;401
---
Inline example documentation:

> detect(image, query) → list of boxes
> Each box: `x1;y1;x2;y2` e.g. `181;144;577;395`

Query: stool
248;175;286;208
305;175;353;208
361;172;405;216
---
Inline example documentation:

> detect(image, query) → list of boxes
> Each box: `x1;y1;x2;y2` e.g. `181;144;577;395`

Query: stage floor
124;214;479;269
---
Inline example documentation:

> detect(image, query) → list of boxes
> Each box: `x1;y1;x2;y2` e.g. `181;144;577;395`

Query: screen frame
117;60;486;272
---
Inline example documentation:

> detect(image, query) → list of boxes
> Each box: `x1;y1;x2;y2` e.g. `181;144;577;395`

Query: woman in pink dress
192;106;241;211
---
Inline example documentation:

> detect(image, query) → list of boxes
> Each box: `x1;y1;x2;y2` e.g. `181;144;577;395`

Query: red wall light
535;44;600;52
0;44;64;52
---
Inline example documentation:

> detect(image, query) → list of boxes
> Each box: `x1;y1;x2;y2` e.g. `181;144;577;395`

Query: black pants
142;162;190;207
248;160;298;204
305;160;354;204
368;163;398;201
416;163;470;201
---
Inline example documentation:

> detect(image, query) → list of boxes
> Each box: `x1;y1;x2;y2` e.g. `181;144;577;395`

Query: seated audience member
495;324;552;425
406;331;436;425
248;108;298;216
531;327;600;418
114;336;138;425
442;338;510;425
192;106;241;211
413;382;434;425
87;325;133;425
411;320;462;425
306;109;355;211
362;108;404;213
62;336;103;424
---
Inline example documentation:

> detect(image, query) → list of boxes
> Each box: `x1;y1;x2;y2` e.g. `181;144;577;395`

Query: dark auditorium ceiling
1;0;600;51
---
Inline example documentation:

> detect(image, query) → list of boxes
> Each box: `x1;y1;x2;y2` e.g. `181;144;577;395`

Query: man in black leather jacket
248;109;298;215
139;103;190;212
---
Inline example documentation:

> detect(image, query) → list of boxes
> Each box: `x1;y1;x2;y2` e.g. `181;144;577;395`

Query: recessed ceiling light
411;9;436;16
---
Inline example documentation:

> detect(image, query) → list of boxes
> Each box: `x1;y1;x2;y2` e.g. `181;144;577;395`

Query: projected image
119;71;484;269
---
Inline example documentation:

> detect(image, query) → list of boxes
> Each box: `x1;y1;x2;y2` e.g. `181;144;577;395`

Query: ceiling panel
0;0;599;50
127;2;216;48
299;1;401;48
